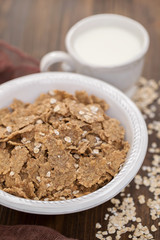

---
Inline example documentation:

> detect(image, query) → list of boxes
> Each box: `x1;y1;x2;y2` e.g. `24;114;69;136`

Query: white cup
40;14;149;93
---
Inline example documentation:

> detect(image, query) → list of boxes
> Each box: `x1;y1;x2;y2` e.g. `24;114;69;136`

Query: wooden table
0;1;160;239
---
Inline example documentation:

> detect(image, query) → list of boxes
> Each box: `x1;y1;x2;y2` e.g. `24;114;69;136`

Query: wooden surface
0;1;160;239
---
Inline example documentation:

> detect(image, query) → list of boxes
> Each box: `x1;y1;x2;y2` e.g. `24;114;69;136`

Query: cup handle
40;51;75;72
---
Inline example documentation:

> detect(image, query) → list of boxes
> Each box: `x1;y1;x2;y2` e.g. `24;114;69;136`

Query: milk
73;26;142;66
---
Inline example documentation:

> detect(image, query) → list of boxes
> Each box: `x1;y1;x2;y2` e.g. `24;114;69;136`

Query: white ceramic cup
40;14;149;93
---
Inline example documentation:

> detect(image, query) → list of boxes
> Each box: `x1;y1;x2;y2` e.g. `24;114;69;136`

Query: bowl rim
66;14;150;69
0;72;148;214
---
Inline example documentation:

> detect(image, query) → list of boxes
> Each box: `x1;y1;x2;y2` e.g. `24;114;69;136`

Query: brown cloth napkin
0;41;77;240
0;225;76;240
0;40;39;84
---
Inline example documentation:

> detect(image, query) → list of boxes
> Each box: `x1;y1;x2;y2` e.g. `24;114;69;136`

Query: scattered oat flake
46;183;51;188
79;110;85;115
54;105;60;112
106;237;112;240
82;131;87;137
34;147;39;154
102;231;108;235
151;142;157;148
136;217;141;223
64;136;71;143
82;138;87;142
96;223;102;229
50;98;57;104
36;176;41;182
21;137;27;144
36;119;43;124
6;126;12;133
82;114;90;122
74;163;79;169
54;129;59;135
92;149;99;154
39;132;45;136
46;171;51;178
104;214;109;220
108;227;115;234
95;136;101;142
21;137;31;145
95;233;103;240
9;171;15;176
151;225;157;232
73;154;79;159
15;146;22;150
73;190;79;195
138;195;145;204
90;105;99;113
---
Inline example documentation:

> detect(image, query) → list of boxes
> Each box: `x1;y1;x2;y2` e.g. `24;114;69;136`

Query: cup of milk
40;14;149;93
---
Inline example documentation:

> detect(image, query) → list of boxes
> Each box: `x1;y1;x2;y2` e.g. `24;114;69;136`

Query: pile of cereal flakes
95;78;160;240
0;90;129;201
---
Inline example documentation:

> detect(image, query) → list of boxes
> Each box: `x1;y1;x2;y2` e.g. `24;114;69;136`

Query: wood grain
0;1;160;239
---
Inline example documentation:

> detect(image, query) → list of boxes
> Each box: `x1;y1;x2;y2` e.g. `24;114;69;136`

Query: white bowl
0;72;148;214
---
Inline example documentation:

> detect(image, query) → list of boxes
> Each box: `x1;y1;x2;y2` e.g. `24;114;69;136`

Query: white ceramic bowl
40;14;150;93
0;72;148;214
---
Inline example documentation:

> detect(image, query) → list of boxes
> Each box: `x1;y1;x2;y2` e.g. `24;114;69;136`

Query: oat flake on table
95;77;160;240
